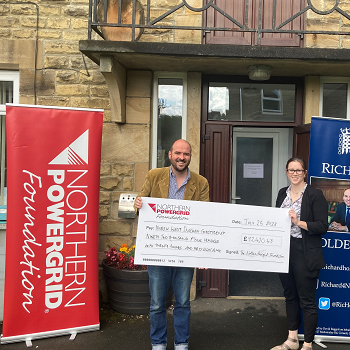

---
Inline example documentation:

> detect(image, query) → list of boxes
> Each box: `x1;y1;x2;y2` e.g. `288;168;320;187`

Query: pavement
0;298;349;350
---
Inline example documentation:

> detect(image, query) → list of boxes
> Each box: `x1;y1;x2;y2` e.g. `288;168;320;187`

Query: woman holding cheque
271;157;328;350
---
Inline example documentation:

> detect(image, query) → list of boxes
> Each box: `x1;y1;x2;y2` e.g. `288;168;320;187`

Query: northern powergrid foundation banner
305;117;350;344
2;104;103;344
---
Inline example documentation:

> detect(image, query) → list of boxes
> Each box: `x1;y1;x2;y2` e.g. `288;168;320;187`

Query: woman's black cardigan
276;184;328;271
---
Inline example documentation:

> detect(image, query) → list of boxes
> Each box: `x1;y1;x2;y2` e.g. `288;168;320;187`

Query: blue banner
306;117;350;343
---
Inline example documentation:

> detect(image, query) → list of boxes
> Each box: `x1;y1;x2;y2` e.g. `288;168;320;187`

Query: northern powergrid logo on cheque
148;203;191;221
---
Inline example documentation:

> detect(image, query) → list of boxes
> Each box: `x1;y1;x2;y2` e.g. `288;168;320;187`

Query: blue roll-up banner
304;117;350;344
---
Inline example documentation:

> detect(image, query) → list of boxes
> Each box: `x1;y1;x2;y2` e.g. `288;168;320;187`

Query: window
152;73;187;169
0;71;19;205
261;89;283;115
320;77;350;119
208;82;295;122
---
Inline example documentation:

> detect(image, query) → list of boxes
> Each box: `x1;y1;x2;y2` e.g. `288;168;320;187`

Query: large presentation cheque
135;198;291;273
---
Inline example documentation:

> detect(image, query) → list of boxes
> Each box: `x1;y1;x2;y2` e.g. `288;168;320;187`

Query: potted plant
102;244;172;315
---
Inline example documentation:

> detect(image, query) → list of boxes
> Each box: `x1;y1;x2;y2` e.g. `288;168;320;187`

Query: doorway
229;127;292;297
199;75;304;298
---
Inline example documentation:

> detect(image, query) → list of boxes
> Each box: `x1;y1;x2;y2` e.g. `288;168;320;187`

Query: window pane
157;78;183;168
208;83;295;122
323;83;347;119
0;115;6;205
0;74;17;206
261;89;282;114
0;81;14;105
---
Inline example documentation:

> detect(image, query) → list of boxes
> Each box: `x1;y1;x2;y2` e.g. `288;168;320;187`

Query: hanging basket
102;260;173;315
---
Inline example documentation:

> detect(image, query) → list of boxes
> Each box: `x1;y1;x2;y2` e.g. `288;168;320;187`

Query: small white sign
135;198;291;273
243;163;264;178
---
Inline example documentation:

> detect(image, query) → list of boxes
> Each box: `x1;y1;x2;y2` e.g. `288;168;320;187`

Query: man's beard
170;158;190;173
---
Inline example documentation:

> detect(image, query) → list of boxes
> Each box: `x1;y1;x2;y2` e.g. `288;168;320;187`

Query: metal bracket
202;135;210;143
197;280;207;290
203;29;211;37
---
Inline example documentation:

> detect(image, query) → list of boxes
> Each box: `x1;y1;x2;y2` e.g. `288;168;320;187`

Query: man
330;188;350;232
134;139;209;350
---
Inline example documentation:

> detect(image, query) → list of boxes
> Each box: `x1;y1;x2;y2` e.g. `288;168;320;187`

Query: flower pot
102;260;173;315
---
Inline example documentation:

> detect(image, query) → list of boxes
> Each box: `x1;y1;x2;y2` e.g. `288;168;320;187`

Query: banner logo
49;130;89;165
148;203;156;212
339;127;350;155
319;297;331;310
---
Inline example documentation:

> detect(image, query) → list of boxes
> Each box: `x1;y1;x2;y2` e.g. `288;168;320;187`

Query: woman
271;157;328;350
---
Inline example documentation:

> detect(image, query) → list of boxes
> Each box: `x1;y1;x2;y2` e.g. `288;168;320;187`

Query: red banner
2;105;103;343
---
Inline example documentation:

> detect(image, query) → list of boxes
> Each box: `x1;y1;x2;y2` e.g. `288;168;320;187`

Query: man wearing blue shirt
330;188;350;232
134;139;209;350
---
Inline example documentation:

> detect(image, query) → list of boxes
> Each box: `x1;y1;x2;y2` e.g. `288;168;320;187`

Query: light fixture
248;65;272;81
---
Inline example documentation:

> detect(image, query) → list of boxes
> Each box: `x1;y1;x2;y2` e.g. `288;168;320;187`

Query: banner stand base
1;324;99;345
299;334;350;347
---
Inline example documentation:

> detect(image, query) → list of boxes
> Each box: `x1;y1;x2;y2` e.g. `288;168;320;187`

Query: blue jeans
148;265;194;346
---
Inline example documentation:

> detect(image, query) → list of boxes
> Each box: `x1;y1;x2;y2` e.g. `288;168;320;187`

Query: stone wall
0;1;154;300
304;76;321;124
305;0;350;48
0;1;108;108
138;0;202;44
2;0;350;300
99;70;152;260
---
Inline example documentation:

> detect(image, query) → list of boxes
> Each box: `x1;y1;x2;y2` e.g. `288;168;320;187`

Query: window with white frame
152;73;187;169
320;77;350;119
261;89;283;115
0;71;19;205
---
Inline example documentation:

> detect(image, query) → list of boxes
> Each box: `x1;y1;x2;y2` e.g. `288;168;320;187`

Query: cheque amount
242;234;282;247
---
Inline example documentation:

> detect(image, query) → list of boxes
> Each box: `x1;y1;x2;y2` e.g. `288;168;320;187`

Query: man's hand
330;221;347;231
134;197;143;210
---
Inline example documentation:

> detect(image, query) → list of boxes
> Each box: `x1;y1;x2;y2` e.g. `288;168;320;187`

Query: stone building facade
1;0;350;299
